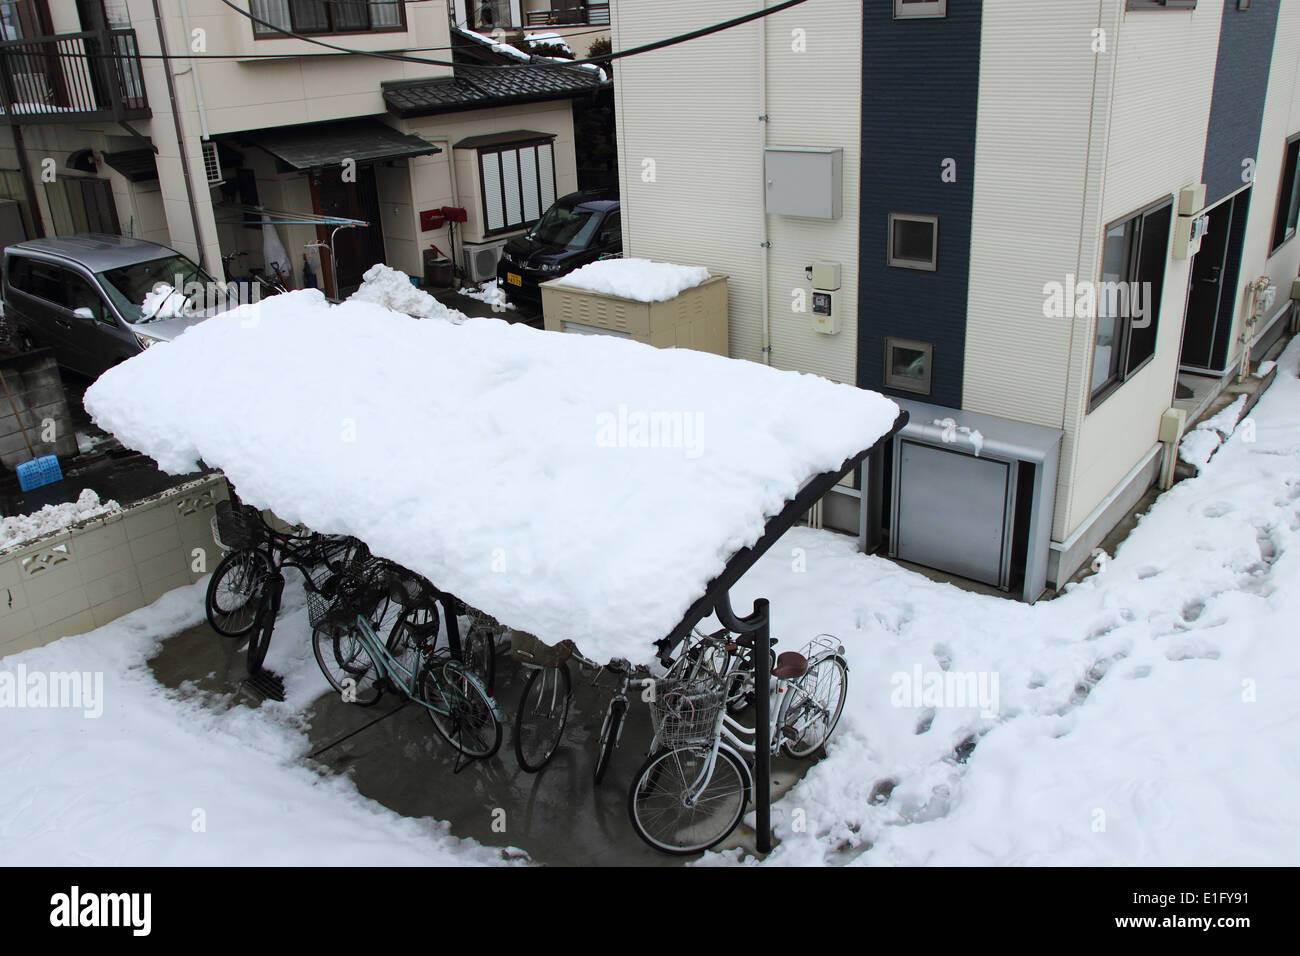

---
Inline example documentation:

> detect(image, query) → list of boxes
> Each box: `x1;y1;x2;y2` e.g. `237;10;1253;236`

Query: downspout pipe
177;0;211;140
150;0;210;273
758;2;771;364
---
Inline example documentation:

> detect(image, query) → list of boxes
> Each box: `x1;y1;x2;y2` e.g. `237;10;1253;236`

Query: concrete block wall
0;350;78;470
0;474;228;658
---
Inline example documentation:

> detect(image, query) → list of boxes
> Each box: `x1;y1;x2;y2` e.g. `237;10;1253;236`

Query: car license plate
507;272;522;286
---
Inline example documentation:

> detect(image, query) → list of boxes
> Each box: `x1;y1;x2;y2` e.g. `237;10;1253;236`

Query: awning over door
244;119;441;171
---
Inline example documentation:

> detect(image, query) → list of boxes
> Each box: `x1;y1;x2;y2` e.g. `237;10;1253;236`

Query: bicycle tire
423;660;502;759
593;697;626;786
628;746;750;855
205;548;270;637
781;654;849;758
513;663;571;773
245;572;283;674
312;620;384;707
462;622;497;696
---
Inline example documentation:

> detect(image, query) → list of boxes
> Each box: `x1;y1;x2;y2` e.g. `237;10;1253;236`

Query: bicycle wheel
513;663;571;772
312;620;384;706
725;647;776;714
245;572;283;674
423;660;501;759
781;654;848;758
462;621;497;696
628;746;750;854
206;549;269;637
593;697;626;786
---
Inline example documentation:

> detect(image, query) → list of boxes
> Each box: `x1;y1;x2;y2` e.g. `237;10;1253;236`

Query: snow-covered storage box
0;475;228;657
540;259;728;356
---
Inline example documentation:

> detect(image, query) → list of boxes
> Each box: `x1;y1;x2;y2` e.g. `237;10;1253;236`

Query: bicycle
206;500;359;673
627;634;849;855
311;556;503;760
510;625;750;778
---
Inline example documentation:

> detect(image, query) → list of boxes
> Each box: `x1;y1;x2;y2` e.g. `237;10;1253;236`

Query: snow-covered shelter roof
84;289;901;662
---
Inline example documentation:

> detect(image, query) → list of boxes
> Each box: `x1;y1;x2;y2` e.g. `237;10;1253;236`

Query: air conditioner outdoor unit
202;141;223;186
463;239;507;283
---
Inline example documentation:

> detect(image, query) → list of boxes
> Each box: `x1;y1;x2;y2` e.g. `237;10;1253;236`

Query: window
251;0;405;38
1089;199;1173;407
1271;133;1300;254
894;0;946;18
1126;1;1197;9
479;139;557;235
888;213;938;271
884;338;933;394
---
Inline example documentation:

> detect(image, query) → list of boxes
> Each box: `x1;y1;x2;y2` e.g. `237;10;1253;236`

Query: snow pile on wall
553;258;711;303
1179;394;1248;471
1;489;121;552
347;265;469;324
84;289;898;661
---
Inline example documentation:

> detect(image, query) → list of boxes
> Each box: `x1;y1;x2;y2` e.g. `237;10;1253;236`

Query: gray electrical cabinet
887;397;1063;601
764;146;842;219
895;441;1016;587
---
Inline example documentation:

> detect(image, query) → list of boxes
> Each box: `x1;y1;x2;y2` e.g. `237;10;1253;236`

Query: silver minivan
2;234;228;379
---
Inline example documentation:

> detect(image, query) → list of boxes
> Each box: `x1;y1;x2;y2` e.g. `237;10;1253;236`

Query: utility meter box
808;261;841;290
764;147;843;219
811;289;841;334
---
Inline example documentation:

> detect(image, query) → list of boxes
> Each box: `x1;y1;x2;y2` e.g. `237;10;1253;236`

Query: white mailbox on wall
764;146;843;219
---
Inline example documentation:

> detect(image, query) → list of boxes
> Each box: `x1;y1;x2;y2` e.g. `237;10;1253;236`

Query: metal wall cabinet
887;397;1063;602
763;147;843;219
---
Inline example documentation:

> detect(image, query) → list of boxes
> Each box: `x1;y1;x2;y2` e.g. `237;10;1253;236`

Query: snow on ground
458;278;514;310
0;582;519;865
1179;394;1248;470
82;287;898;662
1;490;120;552
553;258;711;302
697;337;1300;866
347;264;469;323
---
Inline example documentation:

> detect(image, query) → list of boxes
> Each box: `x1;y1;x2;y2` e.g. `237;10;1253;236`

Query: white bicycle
627;634;849;854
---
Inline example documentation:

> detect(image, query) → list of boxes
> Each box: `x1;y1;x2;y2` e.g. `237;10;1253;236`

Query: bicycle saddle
772;651;809;680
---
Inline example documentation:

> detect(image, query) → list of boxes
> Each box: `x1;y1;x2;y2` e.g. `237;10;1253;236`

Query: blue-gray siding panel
1203;0;1281;207
856;0;982;409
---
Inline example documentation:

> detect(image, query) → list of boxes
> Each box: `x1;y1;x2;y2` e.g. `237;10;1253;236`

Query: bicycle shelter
83;285;908;853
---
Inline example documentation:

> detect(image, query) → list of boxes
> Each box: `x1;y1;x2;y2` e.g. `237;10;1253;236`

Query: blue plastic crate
16;454;62;492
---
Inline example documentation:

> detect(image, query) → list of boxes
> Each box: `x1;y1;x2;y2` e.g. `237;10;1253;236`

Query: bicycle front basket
649;678;726;747
211;500;263;551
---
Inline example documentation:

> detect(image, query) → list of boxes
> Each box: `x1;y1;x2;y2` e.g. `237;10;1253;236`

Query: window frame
1088;197;1174;410
1269;132;1300;255
888;212;939;272
477;135;558;238
884;337;934;395
251;0;408;39
893;0;947;19
1126;0;1197;10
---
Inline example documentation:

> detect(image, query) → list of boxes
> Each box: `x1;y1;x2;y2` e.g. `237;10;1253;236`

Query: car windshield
527;205;601;249
98;254;216;324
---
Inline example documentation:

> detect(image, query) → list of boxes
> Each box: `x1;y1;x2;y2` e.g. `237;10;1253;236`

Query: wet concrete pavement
149;616;814;866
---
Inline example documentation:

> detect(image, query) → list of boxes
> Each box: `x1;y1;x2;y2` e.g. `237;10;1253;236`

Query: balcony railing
525;3;611;27
0;29;150;125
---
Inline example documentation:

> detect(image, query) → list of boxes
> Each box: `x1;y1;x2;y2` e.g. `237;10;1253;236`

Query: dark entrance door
312;165;384;298
1180;189;1250;372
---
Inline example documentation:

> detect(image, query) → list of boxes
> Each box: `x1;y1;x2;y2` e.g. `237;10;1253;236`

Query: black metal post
715;591;773;854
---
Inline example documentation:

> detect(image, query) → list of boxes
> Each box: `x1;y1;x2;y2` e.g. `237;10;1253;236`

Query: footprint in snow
1203;502;1233;518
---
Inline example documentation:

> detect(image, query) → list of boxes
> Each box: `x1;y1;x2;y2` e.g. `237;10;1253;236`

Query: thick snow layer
553;258;711;302
525;31;571;53
1;489;120;552
347;264;469;323
83;289;899;661
0;584;519;865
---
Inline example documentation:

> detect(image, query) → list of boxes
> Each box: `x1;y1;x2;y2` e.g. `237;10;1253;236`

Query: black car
497;190;620;303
